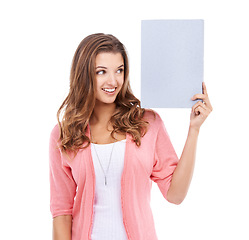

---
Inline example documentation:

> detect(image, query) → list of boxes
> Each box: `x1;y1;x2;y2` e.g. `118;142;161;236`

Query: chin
96;98;117;105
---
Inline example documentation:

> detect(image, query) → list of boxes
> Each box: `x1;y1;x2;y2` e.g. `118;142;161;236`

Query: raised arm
167;82;213;204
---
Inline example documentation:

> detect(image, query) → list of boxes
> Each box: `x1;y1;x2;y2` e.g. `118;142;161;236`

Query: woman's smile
101;87;117;94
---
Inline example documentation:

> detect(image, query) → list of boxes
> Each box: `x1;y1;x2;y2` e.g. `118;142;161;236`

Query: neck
90;101;116;126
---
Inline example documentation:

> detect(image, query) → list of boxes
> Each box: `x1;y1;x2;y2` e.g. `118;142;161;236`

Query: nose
106;72;117;86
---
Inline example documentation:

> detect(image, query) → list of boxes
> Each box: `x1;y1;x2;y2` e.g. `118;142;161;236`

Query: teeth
102;88;115;92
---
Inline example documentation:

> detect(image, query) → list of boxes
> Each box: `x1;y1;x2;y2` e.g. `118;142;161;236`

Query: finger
195;106;205;116
202;82;208;95
193;104;209;116
191;93;212;109
192;82;208;100
192;84;213;111
192;101;207;112
192;104;201;115
191;93;206;101
194;101;212;116
201;82;213;108
195;101;213;115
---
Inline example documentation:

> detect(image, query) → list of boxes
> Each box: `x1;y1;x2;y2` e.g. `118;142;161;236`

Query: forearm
167;126;199;204
53;215;72;240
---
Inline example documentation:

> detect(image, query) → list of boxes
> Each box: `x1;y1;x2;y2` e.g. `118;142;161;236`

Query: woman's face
94;52;124;104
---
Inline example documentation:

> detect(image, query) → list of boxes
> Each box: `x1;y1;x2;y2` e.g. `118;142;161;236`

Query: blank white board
141;19;204;108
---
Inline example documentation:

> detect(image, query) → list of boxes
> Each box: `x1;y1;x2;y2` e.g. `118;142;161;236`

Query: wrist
189;125;200;135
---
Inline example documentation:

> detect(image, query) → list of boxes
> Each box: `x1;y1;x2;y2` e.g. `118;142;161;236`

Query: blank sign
141;19;204;108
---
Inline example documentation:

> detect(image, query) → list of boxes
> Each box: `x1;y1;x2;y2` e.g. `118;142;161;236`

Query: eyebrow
96;64;124;69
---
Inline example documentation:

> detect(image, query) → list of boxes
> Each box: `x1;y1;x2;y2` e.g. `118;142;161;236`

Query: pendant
105;176;107;186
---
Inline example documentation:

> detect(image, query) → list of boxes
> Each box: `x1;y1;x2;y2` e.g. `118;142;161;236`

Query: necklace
89;122;117;186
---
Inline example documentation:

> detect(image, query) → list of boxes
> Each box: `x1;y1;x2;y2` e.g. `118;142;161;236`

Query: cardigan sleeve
49;129;77;218
150;114;179;201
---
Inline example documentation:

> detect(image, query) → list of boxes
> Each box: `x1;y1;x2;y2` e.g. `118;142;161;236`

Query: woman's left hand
190;82;213;131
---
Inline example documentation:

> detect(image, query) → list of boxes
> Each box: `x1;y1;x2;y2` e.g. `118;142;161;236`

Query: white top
90;139;128;240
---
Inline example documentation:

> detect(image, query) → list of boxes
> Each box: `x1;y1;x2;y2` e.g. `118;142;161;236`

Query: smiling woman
49;33;212;240
49;33;159;240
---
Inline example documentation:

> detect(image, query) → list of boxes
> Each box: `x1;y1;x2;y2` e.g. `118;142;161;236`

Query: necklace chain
89;122;117;186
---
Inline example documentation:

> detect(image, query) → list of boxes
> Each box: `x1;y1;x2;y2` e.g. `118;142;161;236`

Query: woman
49;33;212;240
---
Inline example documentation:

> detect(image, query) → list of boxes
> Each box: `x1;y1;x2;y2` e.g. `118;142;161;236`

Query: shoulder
143;108;163;125
140;108;165;134
50;122;60;142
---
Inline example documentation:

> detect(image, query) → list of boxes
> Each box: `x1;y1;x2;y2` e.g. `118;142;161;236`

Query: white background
1;0;248;239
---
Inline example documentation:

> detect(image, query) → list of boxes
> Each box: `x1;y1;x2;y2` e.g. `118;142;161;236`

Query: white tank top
90;139;128;240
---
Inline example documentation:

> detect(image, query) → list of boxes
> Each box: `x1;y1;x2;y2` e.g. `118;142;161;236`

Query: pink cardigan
49;110;179;240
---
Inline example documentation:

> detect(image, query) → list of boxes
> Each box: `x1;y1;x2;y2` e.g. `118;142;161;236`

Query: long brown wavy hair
56;33;156;159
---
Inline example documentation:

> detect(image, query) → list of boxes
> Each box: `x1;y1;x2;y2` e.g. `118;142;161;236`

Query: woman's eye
117;69;124;74
97;70;105;75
